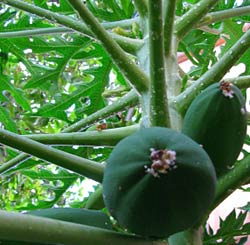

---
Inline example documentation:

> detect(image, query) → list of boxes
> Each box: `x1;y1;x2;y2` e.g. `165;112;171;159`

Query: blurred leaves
204;209;250;245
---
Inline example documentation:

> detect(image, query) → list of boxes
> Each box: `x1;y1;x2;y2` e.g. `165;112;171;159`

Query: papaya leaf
16;167;79;211
86;0;134;22
0;106;17;132
0;75;31;111
204;209;250;244
33;0;74;14
220;20;250;74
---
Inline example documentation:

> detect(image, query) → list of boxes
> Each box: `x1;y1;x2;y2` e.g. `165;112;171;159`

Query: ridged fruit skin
102;127;217;238
182;82;247;176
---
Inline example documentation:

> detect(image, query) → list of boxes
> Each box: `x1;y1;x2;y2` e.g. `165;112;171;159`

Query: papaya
102;127;216;238
182;81;247;176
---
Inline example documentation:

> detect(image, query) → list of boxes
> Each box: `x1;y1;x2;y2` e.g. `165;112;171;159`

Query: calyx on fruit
144;148;177;177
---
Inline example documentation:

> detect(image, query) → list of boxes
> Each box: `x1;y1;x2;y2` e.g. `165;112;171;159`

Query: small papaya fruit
103;127;216;238
182;81;247;176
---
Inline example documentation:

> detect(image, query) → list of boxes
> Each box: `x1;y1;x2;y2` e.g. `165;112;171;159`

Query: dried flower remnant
145;148;177;177
220;81;234;98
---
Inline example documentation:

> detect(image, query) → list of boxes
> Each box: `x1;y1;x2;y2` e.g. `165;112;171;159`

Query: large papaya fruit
182;81;247;176
103;127;216;238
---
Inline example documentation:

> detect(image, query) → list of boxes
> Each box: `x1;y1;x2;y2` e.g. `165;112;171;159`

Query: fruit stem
168;226;203;245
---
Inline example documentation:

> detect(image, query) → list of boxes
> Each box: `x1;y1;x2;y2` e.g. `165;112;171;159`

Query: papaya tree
0;0;250;244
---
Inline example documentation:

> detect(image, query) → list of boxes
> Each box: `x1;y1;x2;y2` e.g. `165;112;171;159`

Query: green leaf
17;168;79;210
204;209;250;244
0;106;17;132
220;20;250;74
0;75;31;111
33;0;74;14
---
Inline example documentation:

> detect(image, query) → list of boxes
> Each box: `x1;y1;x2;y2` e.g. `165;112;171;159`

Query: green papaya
103;127;216;238
182;81;247;175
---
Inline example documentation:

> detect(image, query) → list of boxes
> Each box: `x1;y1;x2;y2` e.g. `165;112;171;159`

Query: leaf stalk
148;0;170;127
0;128;104;182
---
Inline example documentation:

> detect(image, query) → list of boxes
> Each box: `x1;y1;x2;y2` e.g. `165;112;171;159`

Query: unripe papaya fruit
103;127;216;238
182;81;247;176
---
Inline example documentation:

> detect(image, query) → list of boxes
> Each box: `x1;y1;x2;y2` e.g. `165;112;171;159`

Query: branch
0;27;143;54
148;0;170;127
197;6;250;28
134;0;148;18
0;91;138;174
174;30;250;115
212;154;250;210
0;153;30;175
0;128;104;183
227;75;250;89
1;0;149;92
0;210;167;245
67;0;149;94
175;0;220;39
164;0;177;55
25;125;139;146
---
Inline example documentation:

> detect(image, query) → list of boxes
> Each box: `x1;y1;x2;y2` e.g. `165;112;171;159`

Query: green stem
175;0;220;39
227;75;250;88
174;30;250;115
64;90;138;132
25;125;139;146
0;153;30;175
168;227;203;245
85;185;105;210
197;6;250;28
0;91;138;174
164;0;177;55
67;0;149;94
0;27;143;54
0;128;104;183
148;0;170;127
212;154;250;210
1;0;149;92
134;0;148;18
0;210;167;245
